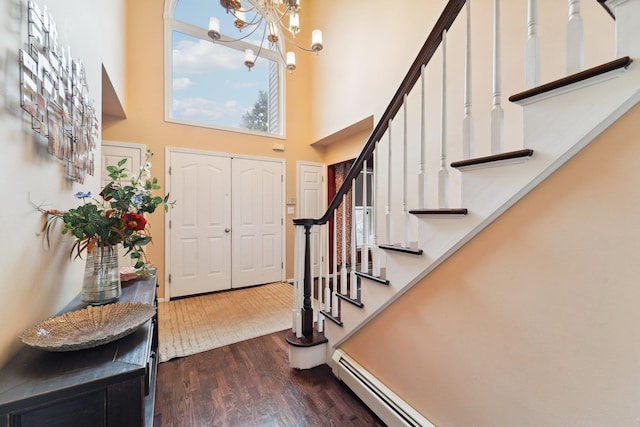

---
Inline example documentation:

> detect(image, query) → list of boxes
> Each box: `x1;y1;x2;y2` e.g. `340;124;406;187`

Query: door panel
232;158;283;288
169;152;231;297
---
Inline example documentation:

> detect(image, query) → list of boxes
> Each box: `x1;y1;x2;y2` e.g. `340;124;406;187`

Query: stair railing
289;0;616;341
291;0;468;339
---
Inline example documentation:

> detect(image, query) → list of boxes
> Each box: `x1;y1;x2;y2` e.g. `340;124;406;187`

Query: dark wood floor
153;330;386;427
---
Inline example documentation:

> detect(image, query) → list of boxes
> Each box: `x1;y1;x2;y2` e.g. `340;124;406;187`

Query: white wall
0;0;125;367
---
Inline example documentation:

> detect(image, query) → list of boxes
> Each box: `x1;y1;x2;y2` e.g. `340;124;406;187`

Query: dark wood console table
0;276;158;427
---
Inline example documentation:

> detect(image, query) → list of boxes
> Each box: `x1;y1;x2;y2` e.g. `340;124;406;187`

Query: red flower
123;212;147;231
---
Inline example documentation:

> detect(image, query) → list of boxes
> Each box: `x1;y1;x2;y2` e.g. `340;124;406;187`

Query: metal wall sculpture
19;1;98;183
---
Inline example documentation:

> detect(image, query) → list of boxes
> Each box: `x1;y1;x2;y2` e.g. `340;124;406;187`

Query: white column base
288;342;328;370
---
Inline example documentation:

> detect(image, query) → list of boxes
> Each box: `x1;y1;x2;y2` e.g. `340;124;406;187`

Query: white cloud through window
173;77;193;90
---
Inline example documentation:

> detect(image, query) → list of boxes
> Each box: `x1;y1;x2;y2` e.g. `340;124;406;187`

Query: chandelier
207;0;323;72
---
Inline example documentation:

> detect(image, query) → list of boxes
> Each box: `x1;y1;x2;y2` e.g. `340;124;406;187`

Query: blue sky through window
171;0;278;132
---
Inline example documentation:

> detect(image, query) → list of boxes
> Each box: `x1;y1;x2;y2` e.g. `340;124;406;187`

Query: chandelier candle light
207;0;323;72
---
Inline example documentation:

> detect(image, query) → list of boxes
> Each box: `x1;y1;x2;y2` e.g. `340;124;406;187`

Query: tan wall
316;117;373;166
0;0;126;367
341;104;640;426
102;0;324;298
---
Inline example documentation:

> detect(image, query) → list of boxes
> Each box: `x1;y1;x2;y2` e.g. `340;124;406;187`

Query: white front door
231;158;283;288
169;151;232;297
298;162;325;277
168;150;283;298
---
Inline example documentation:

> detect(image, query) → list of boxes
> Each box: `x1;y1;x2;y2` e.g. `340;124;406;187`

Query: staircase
287;0;639;424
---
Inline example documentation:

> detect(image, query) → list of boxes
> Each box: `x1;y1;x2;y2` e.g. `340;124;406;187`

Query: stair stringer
323;65;640;355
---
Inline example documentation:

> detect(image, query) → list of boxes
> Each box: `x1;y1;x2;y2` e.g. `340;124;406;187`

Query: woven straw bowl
20;302;156;352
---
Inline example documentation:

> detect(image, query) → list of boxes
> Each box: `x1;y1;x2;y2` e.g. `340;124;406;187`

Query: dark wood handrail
597;0;615;20
293;0;467;228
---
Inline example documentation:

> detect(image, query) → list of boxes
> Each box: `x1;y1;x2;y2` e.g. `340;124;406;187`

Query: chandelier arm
214;21;263;43
232;9;262;27
252;18;270;60
273;37;288;63
237;5;256;13
281;37;315;52
272;5;291;25
253;1;290;23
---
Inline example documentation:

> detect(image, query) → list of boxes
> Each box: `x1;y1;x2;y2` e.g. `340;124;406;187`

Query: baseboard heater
332;350;435;427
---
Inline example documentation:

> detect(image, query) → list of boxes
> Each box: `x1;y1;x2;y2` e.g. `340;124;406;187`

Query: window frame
163;0;286;139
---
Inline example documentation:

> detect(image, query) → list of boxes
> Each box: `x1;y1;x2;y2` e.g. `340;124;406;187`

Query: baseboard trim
332;349;435;427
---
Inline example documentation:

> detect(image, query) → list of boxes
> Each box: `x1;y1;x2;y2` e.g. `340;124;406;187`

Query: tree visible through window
166;0;283;137
241;90;268;132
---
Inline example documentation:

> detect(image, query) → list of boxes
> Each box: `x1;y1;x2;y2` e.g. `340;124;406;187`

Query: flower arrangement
36;150;173;275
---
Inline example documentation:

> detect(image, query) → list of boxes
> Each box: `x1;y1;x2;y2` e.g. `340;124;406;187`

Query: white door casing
297;162;326;277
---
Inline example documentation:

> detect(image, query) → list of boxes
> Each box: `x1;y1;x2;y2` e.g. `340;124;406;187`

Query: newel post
298;219;314;337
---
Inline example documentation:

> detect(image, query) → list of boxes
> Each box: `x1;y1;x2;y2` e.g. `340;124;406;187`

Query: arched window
165;0;284;137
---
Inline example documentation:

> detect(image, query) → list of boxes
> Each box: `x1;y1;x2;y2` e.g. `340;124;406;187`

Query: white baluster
372;146;381;277
340;194;347;295
438;29;449;209
350;178;357;300
491;0;504;154
418;64;428;208
566;0;584;74
402;94;409;248
525;0;540;88
386;119;394;245
362;159;369;274
325;221;331;314
463;0;474;159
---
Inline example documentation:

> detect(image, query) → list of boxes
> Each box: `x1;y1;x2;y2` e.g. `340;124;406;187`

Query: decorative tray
20;302;156;352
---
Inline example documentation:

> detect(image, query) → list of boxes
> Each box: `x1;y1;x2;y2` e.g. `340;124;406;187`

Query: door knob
225;228;231;233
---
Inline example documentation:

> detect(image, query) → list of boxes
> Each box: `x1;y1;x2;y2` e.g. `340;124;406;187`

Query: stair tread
409;208;468;216
451;149;534;170
355;269;390;285
509;56;631;103
378;244;423;255
320;310;343;327
285;329;328;347
336;292;364;308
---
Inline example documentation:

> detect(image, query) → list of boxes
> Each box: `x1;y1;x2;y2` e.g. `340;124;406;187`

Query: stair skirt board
332;350;435;427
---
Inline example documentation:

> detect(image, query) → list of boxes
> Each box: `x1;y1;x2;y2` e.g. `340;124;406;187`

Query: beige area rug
158;282;292;362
